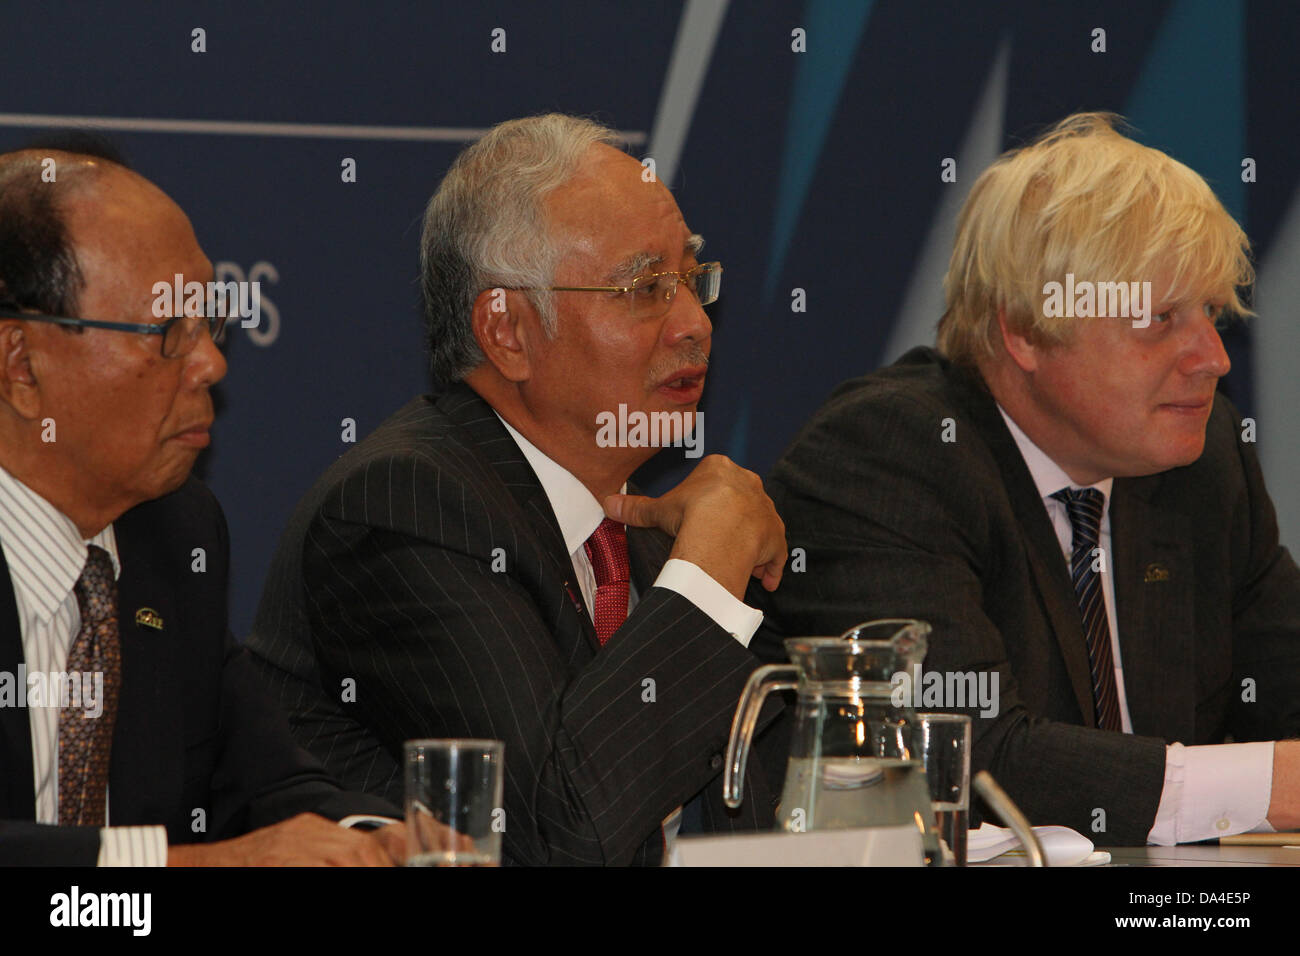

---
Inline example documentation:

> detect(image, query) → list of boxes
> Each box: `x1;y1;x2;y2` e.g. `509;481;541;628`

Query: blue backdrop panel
1;0;1295;635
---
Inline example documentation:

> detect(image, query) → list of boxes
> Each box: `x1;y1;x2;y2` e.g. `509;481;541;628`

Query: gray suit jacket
759;347;1300;845
246;383;783;865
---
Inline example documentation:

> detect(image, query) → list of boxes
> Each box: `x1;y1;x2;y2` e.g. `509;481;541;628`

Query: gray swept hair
420;113;621;387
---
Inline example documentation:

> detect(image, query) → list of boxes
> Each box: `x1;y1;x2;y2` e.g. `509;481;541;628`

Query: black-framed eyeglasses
0;308;227;358
512;261;722;320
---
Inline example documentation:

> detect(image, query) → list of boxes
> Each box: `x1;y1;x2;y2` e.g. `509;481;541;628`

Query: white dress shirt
496;416;763;645
496;416;764;852
997;407;1275;844
0;464;167;866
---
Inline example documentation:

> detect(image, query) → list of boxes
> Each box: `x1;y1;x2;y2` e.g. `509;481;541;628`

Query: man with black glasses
0;146;403;865
248;114;789;866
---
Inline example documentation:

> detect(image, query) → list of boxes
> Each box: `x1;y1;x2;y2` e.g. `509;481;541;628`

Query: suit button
710;753;723;770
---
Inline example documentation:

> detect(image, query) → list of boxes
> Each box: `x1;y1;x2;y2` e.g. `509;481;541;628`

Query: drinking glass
404;739;504;866
917;714;971;866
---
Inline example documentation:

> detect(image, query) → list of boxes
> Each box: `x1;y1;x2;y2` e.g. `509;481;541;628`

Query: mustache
647;345;710;386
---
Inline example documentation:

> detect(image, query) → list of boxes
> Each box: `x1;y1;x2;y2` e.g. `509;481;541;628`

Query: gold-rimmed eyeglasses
513;261;722;319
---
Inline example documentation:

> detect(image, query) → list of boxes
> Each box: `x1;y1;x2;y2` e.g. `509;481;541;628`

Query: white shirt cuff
1147;741;1275;845
653;558;763;647
337;815;401;829
98;826;168;866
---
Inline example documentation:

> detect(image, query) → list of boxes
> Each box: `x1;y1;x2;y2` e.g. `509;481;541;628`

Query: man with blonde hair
763;113;1300;845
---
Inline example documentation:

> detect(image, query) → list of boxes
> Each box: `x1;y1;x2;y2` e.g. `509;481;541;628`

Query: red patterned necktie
57;545;122;825
583;518;630;646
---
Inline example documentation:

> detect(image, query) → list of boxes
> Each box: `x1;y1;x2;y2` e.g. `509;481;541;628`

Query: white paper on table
966;823;1110;866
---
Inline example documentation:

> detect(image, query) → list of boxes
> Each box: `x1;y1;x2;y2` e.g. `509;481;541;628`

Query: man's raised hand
604;454;787;600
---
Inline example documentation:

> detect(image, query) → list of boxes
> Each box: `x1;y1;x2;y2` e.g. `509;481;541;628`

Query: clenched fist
604;454;786;599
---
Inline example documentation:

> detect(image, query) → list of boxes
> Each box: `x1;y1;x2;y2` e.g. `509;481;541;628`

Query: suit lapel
437;385;599;656
107;523;183;826
1021;529;1098;725
435;386;681;659
952;366;1098;725
1110;475;1195;741
0;516;187;826
0;549;35;820
435;387;762;853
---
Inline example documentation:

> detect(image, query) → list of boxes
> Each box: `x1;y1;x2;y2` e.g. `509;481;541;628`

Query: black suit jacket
760;347;1300;845
0;478;395;865
246;384;783;865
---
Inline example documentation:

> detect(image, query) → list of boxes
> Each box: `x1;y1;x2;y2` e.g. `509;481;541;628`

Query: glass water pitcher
724;619;942;862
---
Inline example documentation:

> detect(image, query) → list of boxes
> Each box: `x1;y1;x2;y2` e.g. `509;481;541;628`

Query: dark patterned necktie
1051;488;1123;732
57;545;122;825
583;518;630;646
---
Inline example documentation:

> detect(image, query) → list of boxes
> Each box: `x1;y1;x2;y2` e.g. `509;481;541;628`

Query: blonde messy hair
937;112;1253;366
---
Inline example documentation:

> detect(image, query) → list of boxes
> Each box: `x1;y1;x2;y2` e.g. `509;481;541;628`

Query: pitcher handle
723;664;797;808
972;771;1048;867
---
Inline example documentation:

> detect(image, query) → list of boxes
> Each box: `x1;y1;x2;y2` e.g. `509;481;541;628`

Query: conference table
670;826;1300;866
1104;843;1300;866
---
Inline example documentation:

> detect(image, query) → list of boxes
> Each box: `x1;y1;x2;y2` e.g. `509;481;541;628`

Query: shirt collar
0;463;121;624
996;404;1113;509
495;414;626;557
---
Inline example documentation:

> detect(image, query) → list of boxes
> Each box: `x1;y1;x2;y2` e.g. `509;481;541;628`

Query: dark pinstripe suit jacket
760;347;1300;845
246;384;784;865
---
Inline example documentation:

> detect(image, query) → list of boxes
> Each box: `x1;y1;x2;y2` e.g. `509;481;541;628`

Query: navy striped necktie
1051;487;1122;732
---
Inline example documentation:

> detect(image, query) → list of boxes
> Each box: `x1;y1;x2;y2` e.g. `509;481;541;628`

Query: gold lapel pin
1143;563;1170;584
134;607;165;630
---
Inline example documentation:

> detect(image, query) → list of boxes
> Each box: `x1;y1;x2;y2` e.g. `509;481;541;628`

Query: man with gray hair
248;114;789;865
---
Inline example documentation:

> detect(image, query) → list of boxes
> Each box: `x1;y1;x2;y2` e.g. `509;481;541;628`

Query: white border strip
0;112;647;145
